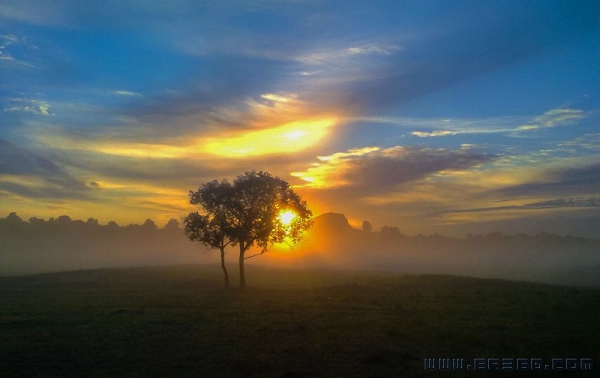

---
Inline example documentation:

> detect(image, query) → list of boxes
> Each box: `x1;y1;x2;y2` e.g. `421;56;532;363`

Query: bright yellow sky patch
33;120;335;160
202;117;336;157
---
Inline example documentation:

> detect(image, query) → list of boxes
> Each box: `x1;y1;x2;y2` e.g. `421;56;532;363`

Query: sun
278;210;297;226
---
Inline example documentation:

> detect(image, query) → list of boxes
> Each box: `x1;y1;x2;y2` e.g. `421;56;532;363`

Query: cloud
294;3;600;116
360;108;586;139
296;43;402;65
439;197;600;215
21;120;317;195
525;197;600;209
411;130;456;137
0;180;85;200
296;70;322;76
3;99;52;116
202;117;337;158
24;99;339;160
0;34;39;69
292;144;600;230
113;90;143;97
345;45;401;56
293;145;495;194
0;34;37;50
0;138;89;199
485;163;600;199
260;93;295;103
1;138;59;176
559;133;600;151
515;108;585;132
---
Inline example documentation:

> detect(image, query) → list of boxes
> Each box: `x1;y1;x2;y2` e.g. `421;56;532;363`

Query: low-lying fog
1;213;599;287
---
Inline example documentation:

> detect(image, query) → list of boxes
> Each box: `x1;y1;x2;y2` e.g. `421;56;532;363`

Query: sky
1;0;599;238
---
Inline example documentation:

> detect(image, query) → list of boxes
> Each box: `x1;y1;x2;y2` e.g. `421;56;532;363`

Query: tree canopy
184;171;312;287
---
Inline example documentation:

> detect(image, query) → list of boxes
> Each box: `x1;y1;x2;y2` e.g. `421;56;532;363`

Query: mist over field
1;212;598;287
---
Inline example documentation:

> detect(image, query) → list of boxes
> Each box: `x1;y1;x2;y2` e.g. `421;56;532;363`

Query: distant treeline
0;212;594;243
297;213;600;287
1;212;599;287
0;212;206;276
0;212;181;235
310;213;595;246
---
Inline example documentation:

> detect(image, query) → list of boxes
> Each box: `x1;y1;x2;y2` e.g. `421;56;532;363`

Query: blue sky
1;0;599;237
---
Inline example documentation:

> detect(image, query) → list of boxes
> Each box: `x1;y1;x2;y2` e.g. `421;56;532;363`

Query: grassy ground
1;264;598;377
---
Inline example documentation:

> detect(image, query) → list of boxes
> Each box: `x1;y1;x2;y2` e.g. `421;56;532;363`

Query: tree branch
243;250;269;259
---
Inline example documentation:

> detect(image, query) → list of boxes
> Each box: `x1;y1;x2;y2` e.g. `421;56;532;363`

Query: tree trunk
220;247;229;289
239;242;246;288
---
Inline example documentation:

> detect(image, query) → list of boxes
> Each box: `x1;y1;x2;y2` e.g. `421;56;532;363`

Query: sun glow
278;210;297;226
203;117;336;157
30;116;336;160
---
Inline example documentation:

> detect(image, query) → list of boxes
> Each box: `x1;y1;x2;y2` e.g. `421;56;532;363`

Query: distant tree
362;220;372;232
381;226;402;238
0;212;25;236
6;212;24;224
28;217;46;227
163;218;180;230
57;215;72;224
142;219;158;231
186;171;312;288
106;221;120;231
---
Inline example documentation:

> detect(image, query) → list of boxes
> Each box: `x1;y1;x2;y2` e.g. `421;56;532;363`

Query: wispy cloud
559;133;600;151
514;108;585;132
355;115;523;136
0;138;89;199
0;34;38;69
440;197;600;215
0;34;37;49
361;108;586;138
488;162;600;198
3;99;52;116
113;90;143;97
412;130;456;137
296;43;402;65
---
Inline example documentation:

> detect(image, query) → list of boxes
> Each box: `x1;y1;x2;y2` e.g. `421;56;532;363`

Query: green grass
1;264;598;377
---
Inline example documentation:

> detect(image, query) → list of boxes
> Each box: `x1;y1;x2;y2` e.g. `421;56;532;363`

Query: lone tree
184;171;312;288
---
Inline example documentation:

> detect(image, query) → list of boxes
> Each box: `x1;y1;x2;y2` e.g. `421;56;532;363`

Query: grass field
1;264;598;377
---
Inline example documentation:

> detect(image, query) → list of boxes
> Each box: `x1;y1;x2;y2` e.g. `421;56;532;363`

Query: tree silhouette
163;218;180;230
381;225;402;238
184;180;234;288
362;220;372;232
142;219;158;231
186;171;312;288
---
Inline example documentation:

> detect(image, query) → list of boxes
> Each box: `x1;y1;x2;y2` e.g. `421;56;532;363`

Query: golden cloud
202;117;337;158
